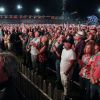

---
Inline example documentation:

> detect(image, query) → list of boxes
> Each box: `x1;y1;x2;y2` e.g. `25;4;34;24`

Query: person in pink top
79;43;94;100
90;42;100;100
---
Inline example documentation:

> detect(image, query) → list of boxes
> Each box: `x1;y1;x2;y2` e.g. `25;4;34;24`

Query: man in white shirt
29;31;40;71
60;38;76;97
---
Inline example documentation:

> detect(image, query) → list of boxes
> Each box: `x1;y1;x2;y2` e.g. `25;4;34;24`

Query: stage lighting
17;4;22;10
98;8;100;13
0;7;5;13
35;8;41;13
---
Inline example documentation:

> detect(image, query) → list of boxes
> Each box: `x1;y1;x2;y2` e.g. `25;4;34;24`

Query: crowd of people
0;23;100;100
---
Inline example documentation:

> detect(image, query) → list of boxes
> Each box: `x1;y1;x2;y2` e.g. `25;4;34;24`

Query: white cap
75;31;84;37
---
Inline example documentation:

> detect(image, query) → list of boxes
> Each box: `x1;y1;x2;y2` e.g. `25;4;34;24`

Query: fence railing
15;60;66;100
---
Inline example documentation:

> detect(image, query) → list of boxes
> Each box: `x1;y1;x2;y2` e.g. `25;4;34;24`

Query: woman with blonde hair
79;43;94;100
38;36;48;76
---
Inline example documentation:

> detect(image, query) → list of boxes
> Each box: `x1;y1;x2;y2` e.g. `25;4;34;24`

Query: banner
87;15;98;25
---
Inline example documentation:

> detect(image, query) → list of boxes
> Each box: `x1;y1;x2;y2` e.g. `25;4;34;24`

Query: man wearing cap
74;31;86;59
60;38;76;98
73;31;86;82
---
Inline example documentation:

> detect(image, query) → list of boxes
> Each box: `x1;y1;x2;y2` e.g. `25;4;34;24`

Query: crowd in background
0;23;100;100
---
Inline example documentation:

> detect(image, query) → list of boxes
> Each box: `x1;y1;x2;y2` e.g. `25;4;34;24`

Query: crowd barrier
15;59;68;100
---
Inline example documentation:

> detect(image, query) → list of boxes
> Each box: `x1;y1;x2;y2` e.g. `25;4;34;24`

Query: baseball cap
75;31;85;37
64;38;74;44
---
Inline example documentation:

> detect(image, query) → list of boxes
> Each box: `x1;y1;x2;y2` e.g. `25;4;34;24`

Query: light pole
62;0;66;29
16;4;22;22
98;8;100;23
16;4;22;15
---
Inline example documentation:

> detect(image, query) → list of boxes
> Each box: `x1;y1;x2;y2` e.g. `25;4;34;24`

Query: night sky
0;0;100;18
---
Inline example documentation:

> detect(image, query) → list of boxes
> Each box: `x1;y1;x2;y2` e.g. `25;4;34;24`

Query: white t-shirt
30;37;40;55
60;48;76;73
